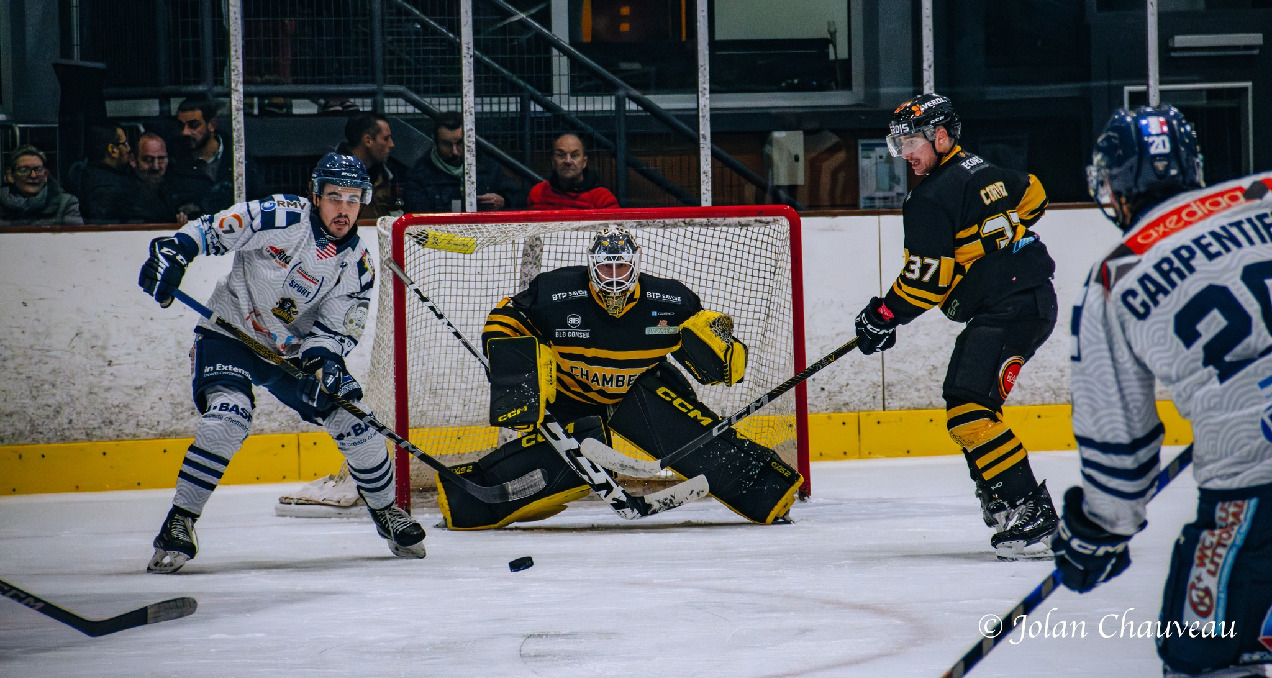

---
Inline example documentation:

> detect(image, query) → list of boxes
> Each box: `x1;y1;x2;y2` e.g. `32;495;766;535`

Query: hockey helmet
886;92;961;157
1086;105;1204;231
311;152;373;204
587;226;641;316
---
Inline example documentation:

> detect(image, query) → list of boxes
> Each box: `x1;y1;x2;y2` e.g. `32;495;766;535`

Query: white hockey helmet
587;226;641;316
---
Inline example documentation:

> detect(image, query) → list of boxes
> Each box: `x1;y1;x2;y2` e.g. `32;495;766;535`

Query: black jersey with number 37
885;145;1051;324
483;266;703;406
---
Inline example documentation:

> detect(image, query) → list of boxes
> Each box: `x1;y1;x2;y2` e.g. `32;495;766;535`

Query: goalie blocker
439;363;802;529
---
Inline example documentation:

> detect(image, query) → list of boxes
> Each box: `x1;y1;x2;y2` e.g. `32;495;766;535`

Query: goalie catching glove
674;310;747;386
488;336;557;430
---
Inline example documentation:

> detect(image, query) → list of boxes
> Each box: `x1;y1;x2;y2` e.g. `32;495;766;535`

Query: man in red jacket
527;133;619;210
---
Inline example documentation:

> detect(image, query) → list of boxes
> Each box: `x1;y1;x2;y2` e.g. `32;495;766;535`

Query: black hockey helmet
311;152;373;204
1087;105;1204;231
587;226;641;316
886;93;961;157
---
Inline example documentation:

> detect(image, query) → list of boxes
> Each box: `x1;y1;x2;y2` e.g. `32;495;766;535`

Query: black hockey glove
1052;486;1137;593
139;234;198;308
298;355;363;412
854;297;898;355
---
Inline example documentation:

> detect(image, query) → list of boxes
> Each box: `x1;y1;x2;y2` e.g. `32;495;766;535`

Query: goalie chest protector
506;266;705;406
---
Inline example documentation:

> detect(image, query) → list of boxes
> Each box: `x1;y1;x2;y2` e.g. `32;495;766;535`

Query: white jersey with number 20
1070;172;1272;535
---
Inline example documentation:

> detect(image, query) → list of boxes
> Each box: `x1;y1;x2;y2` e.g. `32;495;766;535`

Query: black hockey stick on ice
940;444;1194;678
1;578;197;637
169;289;546;504
384;258;709;518
580;336;860;473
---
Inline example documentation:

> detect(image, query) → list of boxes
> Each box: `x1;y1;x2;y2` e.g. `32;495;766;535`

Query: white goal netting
364;207;808;505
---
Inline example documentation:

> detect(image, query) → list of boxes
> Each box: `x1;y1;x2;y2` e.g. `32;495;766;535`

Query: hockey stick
1;578;197;637
169;289;546;504
384;258;710;518
581;336;860;473
939;444;1194;678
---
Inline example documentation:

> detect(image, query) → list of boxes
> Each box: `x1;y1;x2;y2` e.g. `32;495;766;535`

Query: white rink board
0;209;1121;444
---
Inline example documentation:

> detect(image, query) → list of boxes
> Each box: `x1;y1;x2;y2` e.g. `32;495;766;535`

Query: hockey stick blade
384;258;706;517
939;444;1194;678
1;579;197;637
577;439;664;477
654;336;860;471
631;473;710;515
169;289;546;504
409;229;478;254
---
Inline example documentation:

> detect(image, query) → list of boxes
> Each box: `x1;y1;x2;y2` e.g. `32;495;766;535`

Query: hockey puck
509;556;534;572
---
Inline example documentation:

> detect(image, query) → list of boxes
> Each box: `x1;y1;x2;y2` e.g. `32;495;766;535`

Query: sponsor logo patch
344;300;369;334
272;297;299;324
551;290;588;302
998;356;1024;399
1184;499;1256;626
566;314;582;328
645;291;682;304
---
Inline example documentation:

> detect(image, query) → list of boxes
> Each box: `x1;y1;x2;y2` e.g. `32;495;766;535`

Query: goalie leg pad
437;417;602;530
488;336;556;429
609;363;801;524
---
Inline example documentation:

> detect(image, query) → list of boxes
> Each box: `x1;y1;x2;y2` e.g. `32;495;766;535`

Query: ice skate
367;503;427;558
974;475;1009;530
991;481;1058;561
147;506;198;573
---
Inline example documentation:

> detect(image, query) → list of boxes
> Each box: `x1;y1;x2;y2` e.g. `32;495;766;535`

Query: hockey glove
298;355;363;412
139;233;199;308
1052;486;1137;593
854;297;898;355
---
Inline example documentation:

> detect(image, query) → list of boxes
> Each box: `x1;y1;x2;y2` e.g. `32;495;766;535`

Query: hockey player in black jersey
853;93;1059;560
436;226;803;529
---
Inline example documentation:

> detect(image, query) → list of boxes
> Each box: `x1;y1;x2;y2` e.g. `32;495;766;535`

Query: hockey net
364;207;809;510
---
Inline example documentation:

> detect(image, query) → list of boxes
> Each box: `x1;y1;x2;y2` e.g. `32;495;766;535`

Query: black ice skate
990;481;1059;561
367;503;427;558
147;506;199;574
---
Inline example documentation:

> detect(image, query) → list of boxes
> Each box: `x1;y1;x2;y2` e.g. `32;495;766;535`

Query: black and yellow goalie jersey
885;145;1053;324
483;266;704;407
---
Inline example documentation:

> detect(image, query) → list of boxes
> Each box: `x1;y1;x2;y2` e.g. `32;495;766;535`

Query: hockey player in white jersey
138;152;426;573
1056;105;1272;676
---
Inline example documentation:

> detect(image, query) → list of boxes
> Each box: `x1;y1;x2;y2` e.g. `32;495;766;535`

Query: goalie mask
587;226;641;316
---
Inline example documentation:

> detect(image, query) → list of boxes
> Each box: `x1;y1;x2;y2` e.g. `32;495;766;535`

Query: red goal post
371;207;810;508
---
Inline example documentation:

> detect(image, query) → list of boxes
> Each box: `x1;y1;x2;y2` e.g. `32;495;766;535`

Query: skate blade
387;541;427;559
147;548;191;574
995;541;1054;562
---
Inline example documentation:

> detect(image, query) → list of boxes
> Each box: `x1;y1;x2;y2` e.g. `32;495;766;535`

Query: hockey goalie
437;226;803;529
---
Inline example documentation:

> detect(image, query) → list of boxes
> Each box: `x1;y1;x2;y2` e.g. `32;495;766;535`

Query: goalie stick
384;256;709;518
1;578;197;637
169;288;546;505
939;444;1194;678
580;336;860;474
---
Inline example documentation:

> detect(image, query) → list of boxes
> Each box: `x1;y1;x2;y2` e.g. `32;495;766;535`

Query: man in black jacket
852;93;1058;560
167;97;263;219
77;122;140;223
400;111;520;212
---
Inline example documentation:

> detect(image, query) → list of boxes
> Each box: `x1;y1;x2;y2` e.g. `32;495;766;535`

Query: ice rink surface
1;448;1198;677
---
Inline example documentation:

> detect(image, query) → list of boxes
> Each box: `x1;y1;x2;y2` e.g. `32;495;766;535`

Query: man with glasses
130;132;186;224
137;152;426;573
0;144;82;226
851;93;1059;560
76;122;141;223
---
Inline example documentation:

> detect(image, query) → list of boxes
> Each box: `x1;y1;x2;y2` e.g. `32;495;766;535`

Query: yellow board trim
0;403;1194;495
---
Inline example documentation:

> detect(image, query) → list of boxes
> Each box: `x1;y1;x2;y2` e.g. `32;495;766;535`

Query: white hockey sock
173;388;252;515
325;407;395;509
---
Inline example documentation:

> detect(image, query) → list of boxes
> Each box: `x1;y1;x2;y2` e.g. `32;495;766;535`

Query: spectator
131;133;187;224
401;112;520;213
168;96;263;219
526;133;618;210
77;122;142;223
336;113;404;220
0;145;83;226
